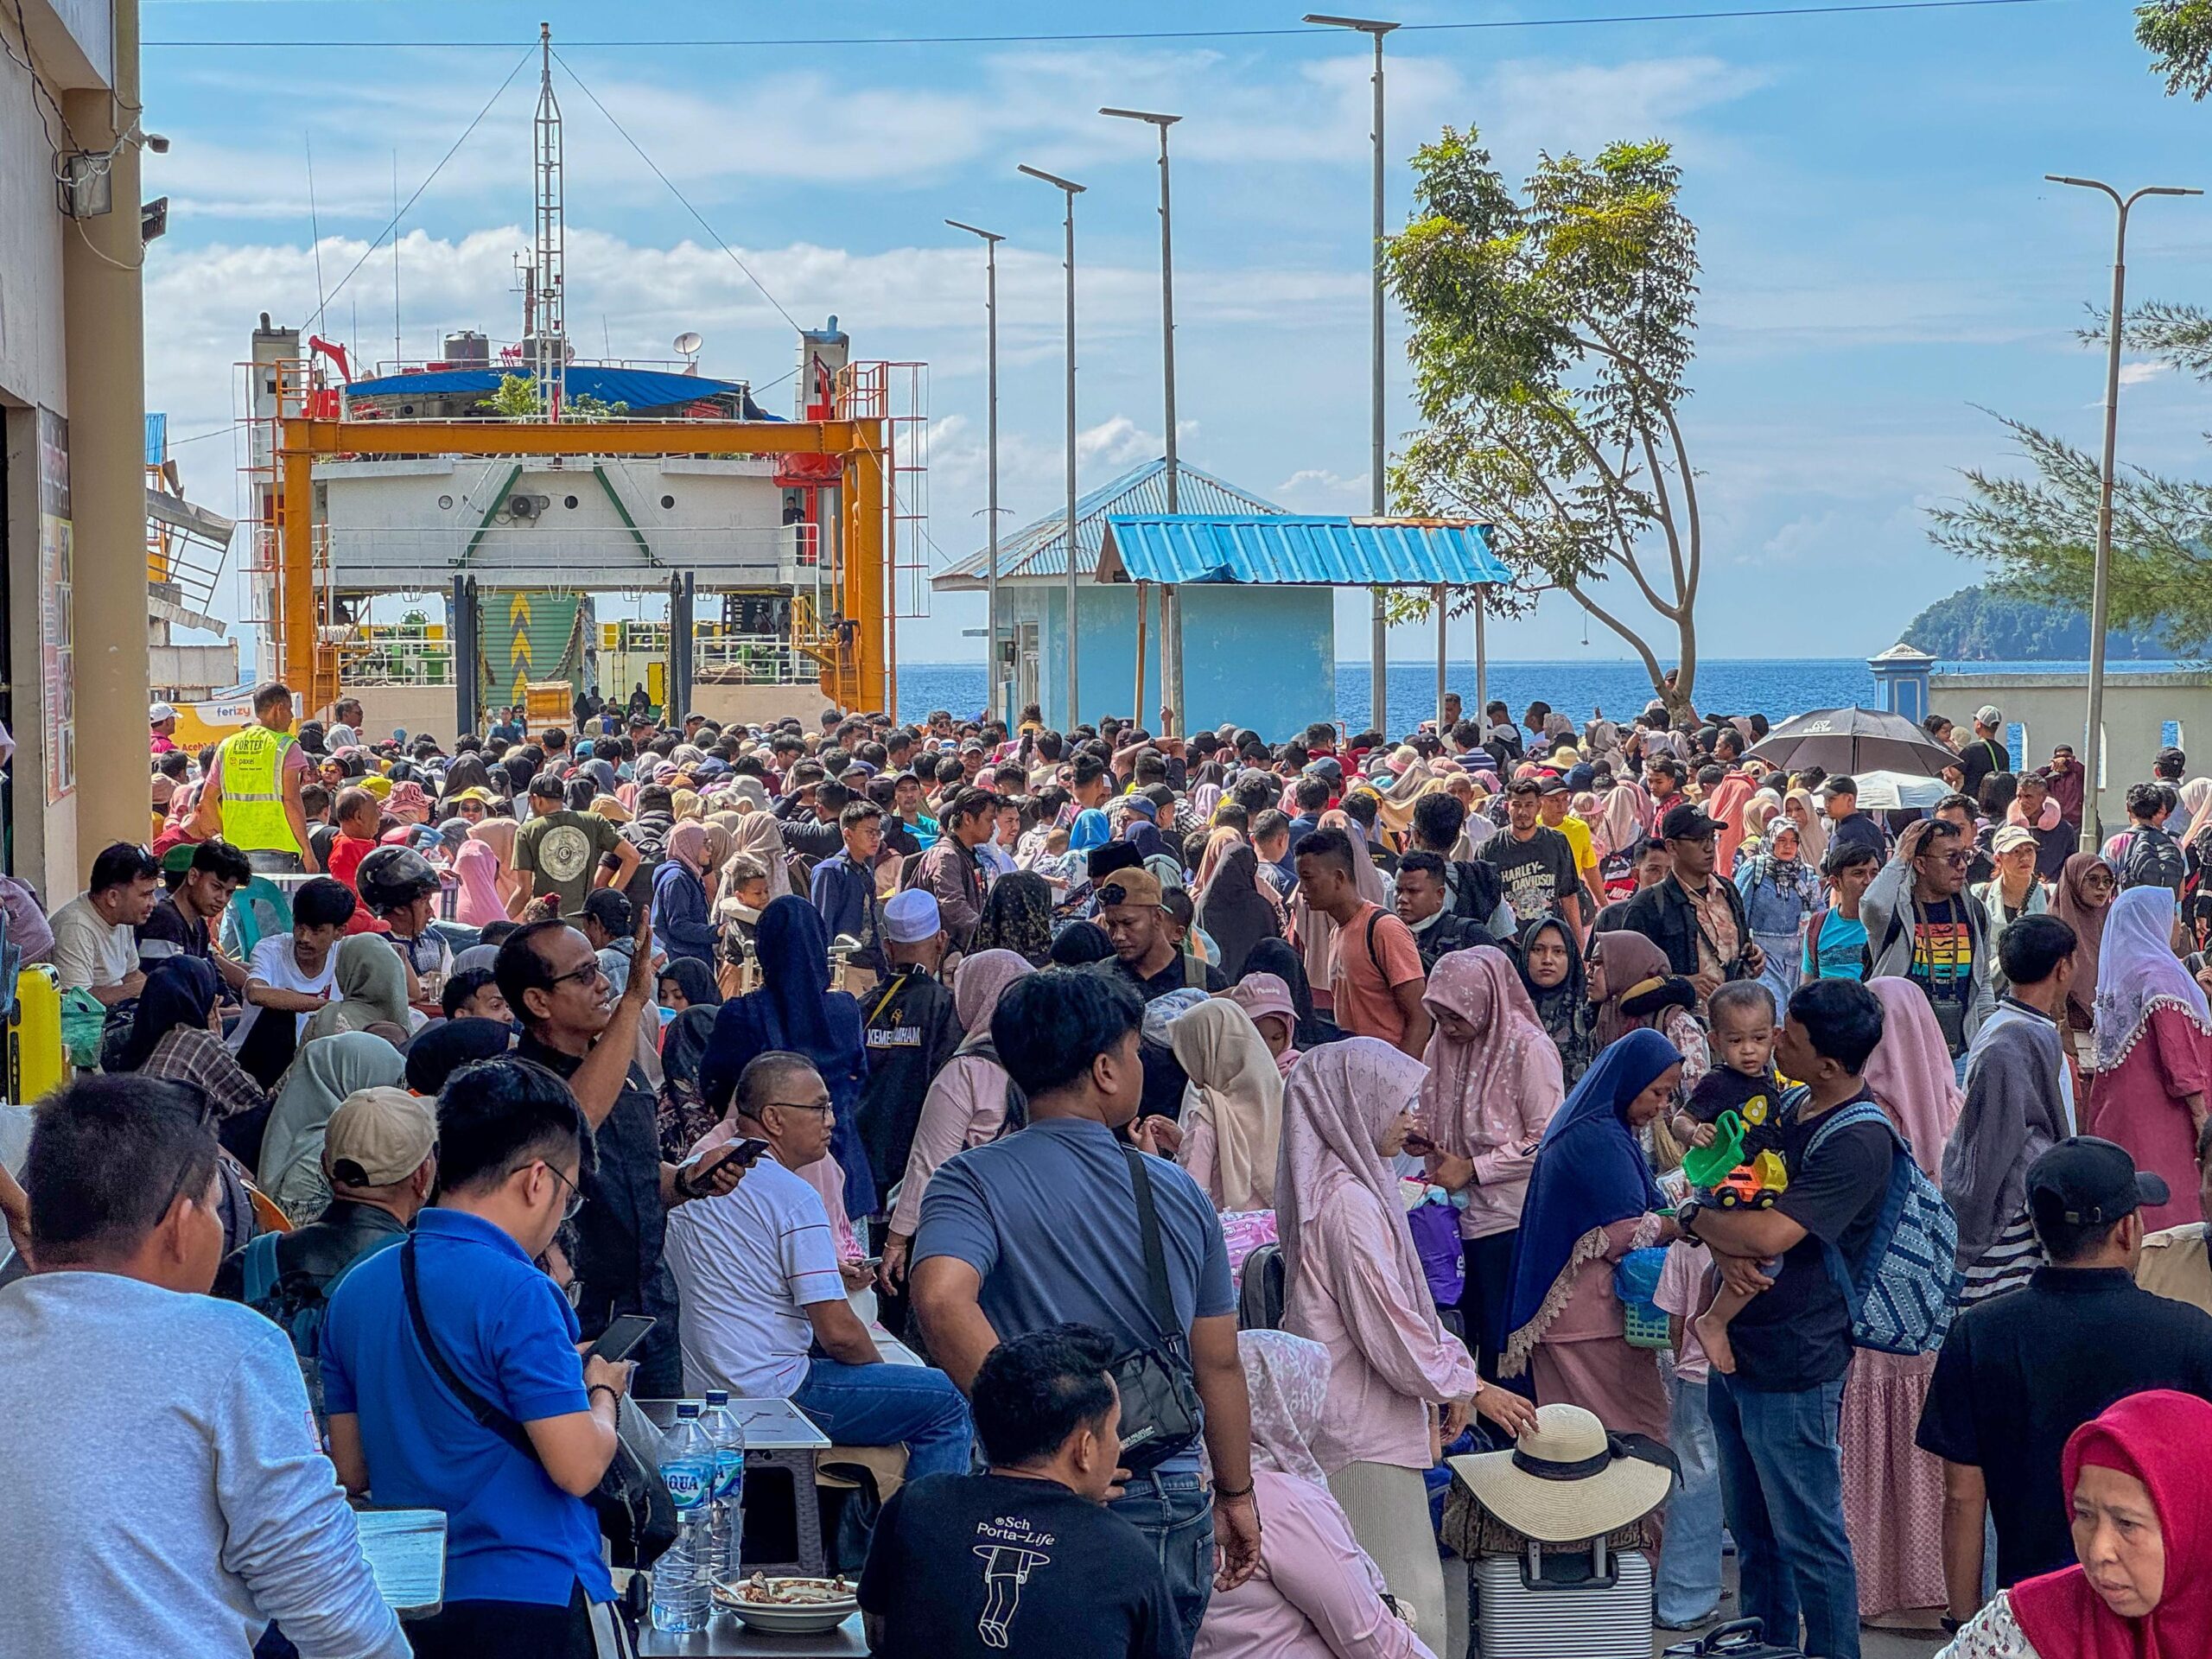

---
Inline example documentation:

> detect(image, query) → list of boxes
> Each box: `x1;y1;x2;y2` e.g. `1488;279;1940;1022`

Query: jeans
1656;1374;1725;1627
1709;1372;1859;1659
791;1357;974;1481
1110;1467;1215;1645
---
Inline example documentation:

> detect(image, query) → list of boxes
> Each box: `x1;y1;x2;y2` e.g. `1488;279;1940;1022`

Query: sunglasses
547;959;608;993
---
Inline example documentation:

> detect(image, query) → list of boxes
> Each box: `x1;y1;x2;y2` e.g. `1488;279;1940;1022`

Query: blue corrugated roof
932;459;1286;588
1097;515;1507;586
345;365;778;418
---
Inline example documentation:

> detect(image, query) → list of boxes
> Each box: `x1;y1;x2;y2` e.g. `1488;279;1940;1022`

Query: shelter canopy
1097;514;1505;587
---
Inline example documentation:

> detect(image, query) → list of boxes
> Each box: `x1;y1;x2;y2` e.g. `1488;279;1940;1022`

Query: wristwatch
1675;1197;1704;1239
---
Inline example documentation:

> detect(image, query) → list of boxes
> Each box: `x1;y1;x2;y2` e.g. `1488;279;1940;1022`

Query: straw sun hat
1448;1403;1677;1543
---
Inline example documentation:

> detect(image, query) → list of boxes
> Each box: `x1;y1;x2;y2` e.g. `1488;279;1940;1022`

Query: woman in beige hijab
1169;998;1284;1211
722;807;792;902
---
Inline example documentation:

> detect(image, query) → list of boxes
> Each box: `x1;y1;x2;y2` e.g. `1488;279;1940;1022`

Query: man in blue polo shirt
322;1056;638;1659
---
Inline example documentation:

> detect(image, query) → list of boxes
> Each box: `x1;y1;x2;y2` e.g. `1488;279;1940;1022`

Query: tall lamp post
2046;174;2199;849
1307;12;1399;737
1103;105;1185;735
946;219;1007;724
1020;162;1087;729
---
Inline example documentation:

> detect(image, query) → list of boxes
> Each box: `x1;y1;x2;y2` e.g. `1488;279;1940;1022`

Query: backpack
243;1227;405;1421
2120;824;2188;894
1803;1096;1961;1355
1236;1243;1286;1331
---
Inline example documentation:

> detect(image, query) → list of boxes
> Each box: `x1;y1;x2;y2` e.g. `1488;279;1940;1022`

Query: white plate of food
712;1573;859;1634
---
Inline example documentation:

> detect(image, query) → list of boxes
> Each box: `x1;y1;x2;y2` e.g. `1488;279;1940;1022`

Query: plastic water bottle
700;1389;747;1582
652;1402;716;1633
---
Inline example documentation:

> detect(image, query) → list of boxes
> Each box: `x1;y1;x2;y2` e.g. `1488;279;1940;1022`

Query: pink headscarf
1226;974;1302;1078
1861;976;1966;1179
1417;945;1566;1158
453;837;506;928
952;948;1035;1037
386;780;433;825
1707;772;1758;874
1276;1037;1437;1329
1237;1329;1332;1486
668;820;711;879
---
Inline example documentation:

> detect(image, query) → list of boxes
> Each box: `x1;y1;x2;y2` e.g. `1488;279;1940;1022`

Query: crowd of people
5;683;2212;1658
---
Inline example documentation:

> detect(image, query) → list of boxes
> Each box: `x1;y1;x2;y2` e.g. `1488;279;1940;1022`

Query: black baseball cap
2027;1136;2169;1230
1661;802;1725;840
1538;776;1572;797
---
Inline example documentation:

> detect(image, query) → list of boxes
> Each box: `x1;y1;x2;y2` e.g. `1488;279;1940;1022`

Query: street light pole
2046;174;2199;849
1307;15;1399;737
1020;163;1087;730
1103;105;1185;735
946;219;1006;724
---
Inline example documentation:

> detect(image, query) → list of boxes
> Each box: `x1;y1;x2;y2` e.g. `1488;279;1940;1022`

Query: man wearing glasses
1864;816;1997;1067
496;909;745;1398
1615;801;1766;1015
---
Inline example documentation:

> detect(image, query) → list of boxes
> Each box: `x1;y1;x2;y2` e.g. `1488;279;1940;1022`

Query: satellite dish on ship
673;331;703;374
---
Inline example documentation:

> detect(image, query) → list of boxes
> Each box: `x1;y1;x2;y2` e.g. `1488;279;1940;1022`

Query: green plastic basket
1623;1298;1672;1351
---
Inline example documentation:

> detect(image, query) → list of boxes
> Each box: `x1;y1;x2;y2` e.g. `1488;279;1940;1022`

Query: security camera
143;132;170;154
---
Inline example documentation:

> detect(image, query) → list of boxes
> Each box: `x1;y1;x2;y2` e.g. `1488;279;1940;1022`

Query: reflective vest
215;726;299;854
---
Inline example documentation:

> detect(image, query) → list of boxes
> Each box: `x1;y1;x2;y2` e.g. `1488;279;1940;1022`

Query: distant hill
1902;587;2175;661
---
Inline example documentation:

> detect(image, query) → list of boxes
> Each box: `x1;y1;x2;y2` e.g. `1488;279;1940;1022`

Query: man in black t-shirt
1678;979;1895;1659
138;838;253;994
1916;1137;2212;1635
1488;779;1581;931
1958;705;2010;803
860;1324;1185;1659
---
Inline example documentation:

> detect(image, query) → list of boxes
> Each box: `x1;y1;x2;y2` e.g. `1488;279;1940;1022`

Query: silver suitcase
1474;1536;1653;1659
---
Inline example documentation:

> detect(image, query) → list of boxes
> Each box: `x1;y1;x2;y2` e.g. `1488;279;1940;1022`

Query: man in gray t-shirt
912;967;1260;1646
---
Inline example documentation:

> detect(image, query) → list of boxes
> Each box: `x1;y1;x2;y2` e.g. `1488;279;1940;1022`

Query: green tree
1385;129;1705;717
483;373;627;421
2139;1;2212;97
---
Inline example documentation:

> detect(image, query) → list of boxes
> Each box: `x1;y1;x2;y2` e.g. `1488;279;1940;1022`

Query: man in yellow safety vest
192;680;321;874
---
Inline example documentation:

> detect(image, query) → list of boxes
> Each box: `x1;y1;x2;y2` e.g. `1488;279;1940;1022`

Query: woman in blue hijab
1498;1027;1681;1444
699;894;875;1215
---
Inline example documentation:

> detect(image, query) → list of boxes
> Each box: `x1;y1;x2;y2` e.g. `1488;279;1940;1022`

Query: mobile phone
588;1314;656;1364
687;1139;769;1185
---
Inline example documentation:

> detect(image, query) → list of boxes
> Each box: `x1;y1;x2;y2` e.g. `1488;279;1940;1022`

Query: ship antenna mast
531;21;564;421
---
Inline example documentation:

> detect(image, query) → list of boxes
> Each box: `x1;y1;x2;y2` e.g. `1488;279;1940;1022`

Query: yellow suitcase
10;964;64;1106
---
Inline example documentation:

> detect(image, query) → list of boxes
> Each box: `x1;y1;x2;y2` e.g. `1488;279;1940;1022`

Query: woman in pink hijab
452;836;507;928
879;950;1036;1287
462;817;524;922
1278;1037;1536;1649
1840;976;1965;1622
385;779;433;826
1415;946;1567;1376
1192;1329;1436;1659
1226;974;1302;1077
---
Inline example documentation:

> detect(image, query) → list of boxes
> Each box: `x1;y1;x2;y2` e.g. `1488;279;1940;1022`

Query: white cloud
2120;359;2170;386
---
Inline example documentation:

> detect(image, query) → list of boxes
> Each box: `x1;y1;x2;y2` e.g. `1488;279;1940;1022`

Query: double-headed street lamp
2045;174;2199;848
1101;105;1184;734
1019;163;1087;728
1307;13;1399;735
945;219;1006;723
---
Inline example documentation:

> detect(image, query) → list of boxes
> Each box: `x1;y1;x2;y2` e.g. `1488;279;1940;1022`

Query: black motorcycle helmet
355;844;442;917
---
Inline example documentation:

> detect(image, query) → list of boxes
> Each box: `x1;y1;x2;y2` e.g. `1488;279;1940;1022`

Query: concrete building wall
0;0;140;899
1007;579;1334;738
1930;669;2212;832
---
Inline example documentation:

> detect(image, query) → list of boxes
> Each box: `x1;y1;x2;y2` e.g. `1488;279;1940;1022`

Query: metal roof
932;458;1286;590
344;365;778;418
1096;515;1507;587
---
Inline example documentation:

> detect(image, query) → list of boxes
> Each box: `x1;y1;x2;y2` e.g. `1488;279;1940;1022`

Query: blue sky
138;0;2212;666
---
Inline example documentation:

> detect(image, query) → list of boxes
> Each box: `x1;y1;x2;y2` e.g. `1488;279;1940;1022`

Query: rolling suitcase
1474;1535;1653;1659
1662;1617;1808;1659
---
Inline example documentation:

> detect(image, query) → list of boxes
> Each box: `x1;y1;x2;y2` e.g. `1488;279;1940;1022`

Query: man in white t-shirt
226;878;353;1060
664;1052;971;1479
48;843;159;1004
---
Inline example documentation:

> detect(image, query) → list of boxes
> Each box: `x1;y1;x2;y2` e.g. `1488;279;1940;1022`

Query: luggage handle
1694;1618;1778;1654
1517;1533;1618;1592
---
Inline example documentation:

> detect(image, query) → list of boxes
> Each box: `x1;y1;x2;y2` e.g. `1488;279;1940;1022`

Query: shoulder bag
399;1241;677;1568
1109;1146;1205;1473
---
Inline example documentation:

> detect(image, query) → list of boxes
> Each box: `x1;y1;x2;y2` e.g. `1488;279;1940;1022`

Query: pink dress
887;1053;1009;1237
1287;1180;1481;1473
1529;1216;1669;1448
2086;1004;2211;1233
1192;1470;1436;1659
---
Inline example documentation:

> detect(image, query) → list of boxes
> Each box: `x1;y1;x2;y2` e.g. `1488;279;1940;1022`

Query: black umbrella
1745;707;1963;779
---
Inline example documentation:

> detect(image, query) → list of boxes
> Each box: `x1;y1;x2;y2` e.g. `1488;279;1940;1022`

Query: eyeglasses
547;959;608;993
767;1100;836;1120
1920;850;1972;868
540;1160;585;1222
